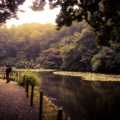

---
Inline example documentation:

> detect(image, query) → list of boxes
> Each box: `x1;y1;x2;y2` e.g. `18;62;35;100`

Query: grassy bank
28;86;61;120
53;71;120;81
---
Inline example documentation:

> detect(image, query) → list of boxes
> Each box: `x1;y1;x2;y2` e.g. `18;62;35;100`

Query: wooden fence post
26;78;29;97
57;109;63;120
14;72;15;80
30;85;34;106
17;72;19;82
17;74;18;81
26;78;28;92
4;72;5;78
39;90;43;120
64;114;67;120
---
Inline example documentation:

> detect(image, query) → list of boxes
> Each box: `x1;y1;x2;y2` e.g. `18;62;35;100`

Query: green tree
60;23;98;71
0;0;25;23
30;30;41;45
31;0;120;47
35;49;62;69
91;47;120;73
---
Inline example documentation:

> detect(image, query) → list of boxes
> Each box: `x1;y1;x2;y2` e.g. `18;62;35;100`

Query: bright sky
6;0;60;28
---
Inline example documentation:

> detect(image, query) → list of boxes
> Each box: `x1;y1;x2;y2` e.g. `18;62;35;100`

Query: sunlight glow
6;0;60;28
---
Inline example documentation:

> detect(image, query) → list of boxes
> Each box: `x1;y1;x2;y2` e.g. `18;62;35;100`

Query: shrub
20;72;42;87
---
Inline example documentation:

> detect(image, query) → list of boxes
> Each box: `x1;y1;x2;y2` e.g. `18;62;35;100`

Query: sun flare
6;0;60;28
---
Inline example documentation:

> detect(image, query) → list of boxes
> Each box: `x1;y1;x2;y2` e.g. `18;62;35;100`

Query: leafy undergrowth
53;71;120;81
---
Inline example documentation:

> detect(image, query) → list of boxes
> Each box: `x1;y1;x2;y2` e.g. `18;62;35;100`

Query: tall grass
19;72;41;86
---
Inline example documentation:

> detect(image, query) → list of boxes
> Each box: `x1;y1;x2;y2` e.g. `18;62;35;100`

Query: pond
37;71;120;120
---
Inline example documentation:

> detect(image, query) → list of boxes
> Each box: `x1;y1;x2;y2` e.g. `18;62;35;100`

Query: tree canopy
31;0;120;48
0;0;120;47
0;0;25;23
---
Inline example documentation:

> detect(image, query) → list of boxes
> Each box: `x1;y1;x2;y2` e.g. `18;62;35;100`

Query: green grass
0;72;6;79
0;74;3;78
53;71;120;81
30;88;62;120
19;72;42;86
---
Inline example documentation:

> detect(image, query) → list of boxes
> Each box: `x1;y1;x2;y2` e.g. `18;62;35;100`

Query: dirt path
0;79;39;120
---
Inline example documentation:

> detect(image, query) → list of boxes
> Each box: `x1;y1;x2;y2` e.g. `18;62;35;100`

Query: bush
20;72;42;86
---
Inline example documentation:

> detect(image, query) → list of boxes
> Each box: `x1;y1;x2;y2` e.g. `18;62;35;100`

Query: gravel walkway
0;79;39;120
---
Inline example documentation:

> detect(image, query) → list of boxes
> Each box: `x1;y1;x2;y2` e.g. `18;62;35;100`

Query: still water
37;71;120;120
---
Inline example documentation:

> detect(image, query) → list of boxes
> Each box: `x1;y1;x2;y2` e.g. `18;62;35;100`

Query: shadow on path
0;79;39;120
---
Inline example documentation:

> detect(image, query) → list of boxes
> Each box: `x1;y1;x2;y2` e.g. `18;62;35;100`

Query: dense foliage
31;0;120;48
1;0;119;48
21;72;41;86
0;0;25;23
0;22;120;74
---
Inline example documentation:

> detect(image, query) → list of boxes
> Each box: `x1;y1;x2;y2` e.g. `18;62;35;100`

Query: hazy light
6;0;60;28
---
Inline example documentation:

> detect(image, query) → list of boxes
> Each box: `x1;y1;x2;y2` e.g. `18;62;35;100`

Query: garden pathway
0;79;39;120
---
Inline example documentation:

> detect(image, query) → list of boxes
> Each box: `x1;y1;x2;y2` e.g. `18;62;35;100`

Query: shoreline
53;71;120;82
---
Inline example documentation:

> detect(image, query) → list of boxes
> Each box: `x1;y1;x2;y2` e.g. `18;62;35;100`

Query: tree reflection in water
37;72;120;120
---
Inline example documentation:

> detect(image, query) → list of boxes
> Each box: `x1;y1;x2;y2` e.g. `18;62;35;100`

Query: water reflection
37;72;120;120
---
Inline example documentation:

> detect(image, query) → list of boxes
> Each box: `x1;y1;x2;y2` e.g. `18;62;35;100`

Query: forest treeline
0;22;120;74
